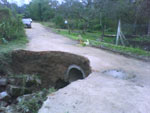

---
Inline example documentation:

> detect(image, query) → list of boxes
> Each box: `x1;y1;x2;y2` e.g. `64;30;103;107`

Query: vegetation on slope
41;22;150;58
55;29;150;57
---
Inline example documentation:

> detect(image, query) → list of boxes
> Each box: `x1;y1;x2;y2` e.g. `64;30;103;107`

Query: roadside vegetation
0;3;56;113
0;6;27;56
24;0;150;58
56;29;150;57
0;6;28;74
0;2;56;113
41;22;150;58
16;88;55;113
0;8;26;43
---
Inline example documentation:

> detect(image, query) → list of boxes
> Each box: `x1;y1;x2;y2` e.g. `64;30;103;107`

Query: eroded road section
25;22;150;113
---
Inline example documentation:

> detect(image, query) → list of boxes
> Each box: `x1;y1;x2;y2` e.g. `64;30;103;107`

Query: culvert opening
55;65;88;89
66;65;85;83
68;68;84;82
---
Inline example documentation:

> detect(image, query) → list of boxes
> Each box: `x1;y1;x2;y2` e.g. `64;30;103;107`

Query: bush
53;15;65;28
0;8;25;44
16;88;55;113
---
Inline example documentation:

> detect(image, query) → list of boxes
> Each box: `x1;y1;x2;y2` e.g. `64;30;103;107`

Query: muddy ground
25;23;150;113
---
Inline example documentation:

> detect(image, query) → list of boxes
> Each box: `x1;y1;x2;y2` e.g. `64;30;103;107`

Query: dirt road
26;23;150;113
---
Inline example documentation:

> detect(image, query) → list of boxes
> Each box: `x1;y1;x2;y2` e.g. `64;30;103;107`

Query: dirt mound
11;50;91;88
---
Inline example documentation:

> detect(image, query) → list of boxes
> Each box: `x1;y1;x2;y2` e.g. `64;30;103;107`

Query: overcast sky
8;0;63;6
8;0;31;6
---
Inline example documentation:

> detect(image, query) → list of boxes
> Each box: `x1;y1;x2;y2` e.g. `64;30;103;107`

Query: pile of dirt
0;52;13;76
11;50;91;88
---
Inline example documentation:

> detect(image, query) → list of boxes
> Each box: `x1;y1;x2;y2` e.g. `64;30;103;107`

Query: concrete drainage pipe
66;65;86;83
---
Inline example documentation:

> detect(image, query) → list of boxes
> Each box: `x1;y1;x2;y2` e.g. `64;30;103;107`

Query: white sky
8;0;63;6
8;0;31;6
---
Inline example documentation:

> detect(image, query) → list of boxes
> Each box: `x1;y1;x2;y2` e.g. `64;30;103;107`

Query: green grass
40;22;57;28
41;22;115;43
55;29;150;57
41;22;150;58
92;41;150;57
53;29;115;43
0;37;28;53
129;37;150;42
16;88;56;113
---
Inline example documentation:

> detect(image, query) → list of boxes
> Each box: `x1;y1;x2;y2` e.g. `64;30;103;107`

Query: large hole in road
55;65;86;89
11;50;91;89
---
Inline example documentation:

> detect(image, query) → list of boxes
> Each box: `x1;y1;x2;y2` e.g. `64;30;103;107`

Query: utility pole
116;20;127;46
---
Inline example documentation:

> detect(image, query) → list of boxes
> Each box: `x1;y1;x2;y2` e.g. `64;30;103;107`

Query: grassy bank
41;22;150;58
0;8;28;54
0;37;28;53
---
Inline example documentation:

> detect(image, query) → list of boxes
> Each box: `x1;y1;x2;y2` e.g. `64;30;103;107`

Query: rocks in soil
16;92;42;103
0;75;42;100
0;78;8;86
0;86;6;92
0;101;8;107
1;105;19;113
8;78;16;85
0;91;10;102
25;75;41;87
7;85;31;97
0;74;43;113
0;50;91;112
16;94;33;103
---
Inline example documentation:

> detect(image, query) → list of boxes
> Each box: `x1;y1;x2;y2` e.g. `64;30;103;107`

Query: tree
22;0;149;37
24;0;58;21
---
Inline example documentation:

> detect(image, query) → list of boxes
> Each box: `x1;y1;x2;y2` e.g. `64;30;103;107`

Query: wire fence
122;23;149;38
121;23;150;51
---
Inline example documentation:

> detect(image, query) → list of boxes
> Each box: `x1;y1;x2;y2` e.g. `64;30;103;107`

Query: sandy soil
25;22;150;113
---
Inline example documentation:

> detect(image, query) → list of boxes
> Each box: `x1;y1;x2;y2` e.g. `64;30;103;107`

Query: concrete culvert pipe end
66;65;86;83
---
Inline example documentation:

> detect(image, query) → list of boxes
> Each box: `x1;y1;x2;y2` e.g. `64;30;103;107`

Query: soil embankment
11;50;91;88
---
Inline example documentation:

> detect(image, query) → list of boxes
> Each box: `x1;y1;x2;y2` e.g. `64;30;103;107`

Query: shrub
16;88;56;113
53;15;65;28
0;8;25;44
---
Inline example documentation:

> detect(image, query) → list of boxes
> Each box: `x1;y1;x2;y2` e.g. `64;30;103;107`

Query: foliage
129;37;150;42
0;36;28;53
16;88;56;113
40;22;56;28
24;0;58;21
53;15;65;28
0;51;12;75
96;42;150;57
22;0;150;37
53;28;115;43
52;28;150;57
0;8;25;44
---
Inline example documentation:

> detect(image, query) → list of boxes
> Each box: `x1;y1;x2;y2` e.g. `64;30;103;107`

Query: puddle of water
103;69;136;80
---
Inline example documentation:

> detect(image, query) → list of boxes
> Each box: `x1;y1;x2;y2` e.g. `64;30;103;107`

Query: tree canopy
21;0;149;36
